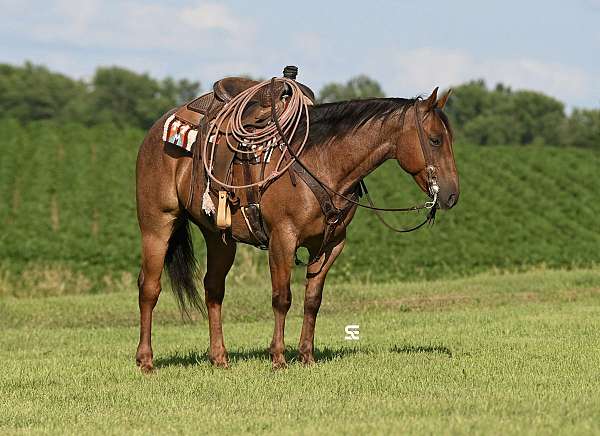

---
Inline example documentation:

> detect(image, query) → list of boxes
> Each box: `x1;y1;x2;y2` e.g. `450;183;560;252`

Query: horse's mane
303;98;417;146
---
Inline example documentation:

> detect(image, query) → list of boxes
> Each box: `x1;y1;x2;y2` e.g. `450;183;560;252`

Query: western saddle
173;71;314;130
171;66;315;247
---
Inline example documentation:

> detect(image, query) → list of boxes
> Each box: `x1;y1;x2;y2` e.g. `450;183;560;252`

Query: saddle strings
201;78;311;191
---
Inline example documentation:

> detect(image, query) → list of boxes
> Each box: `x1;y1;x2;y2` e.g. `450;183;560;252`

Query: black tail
164;216;206;317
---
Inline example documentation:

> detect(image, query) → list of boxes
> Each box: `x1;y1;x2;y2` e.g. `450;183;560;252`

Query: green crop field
2;120;600;435
2;268;600;434
1;119;599;296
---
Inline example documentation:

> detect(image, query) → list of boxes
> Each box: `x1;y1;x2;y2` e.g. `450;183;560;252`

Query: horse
134;86;459;372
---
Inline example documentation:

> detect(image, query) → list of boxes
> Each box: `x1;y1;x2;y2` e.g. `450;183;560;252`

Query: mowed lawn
2;268;600;435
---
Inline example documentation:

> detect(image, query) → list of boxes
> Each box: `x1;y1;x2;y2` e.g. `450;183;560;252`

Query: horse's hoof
271;357;288;370
211;359;229;369
136;350;154;374
299;354;316;366
136;360;155;374
209;352;229;369
140;364;155;374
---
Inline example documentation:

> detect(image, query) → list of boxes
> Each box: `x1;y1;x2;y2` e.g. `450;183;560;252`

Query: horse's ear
424;87;439;110
436;89;452;109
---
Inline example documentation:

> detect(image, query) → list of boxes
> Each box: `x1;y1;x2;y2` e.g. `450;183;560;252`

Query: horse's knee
272;288;292;312
304;292;322;314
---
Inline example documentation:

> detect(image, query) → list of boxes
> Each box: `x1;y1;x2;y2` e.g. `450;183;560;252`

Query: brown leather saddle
174;76;314;131
173;75;314;192
170;70;315;246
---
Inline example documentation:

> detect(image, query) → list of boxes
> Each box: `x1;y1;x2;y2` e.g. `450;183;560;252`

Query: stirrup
216;191;231;229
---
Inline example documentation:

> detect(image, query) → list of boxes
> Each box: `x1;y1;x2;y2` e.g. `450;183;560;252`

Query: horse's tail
164;215;205;316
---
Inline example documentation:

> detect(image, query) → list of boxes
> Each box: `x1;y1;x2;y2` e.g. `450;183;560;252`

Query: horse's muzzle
440;192;459;210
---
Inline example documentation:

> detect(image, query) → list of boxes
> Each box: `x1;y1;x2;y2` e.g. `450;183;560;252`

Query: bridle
414;101;441;209
272;84;441;233
365;100;440;233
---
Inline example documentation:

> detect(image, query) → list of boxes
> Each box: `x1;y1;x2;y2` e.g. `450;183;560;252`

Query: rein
270;84;439;233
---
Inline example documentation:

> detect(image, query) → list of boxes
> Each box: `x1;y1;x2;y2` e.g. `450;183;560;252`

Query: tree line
0;62;199;129
0;62;598;148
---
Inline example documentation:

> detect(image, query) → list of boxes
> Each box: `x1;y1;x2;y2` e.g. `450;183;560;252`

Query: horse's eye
429;137;442;147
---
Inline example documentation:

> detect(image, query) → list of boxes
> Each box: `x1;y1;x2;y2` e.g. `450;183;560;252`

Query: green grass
2;268;600;434
1;118;600;295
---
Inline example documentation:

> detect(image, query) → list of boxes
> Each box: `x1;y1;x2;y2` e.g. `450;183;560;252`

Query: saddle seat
174;76;315;129
213;77;260;102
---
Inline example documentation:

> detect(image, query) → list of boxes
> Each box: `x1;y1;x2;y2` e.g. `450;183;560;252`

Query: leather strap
291;162;339;221
241;204;269;249
239;152;269;248
291;161;359;264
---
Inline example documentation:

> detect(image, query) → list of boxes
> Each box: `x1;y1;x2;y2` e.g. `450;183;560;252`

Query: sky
2;0;599;108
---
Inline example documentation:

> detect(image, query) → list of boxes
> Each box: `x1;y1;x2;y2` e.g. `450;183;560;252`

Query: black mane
304;98;417;146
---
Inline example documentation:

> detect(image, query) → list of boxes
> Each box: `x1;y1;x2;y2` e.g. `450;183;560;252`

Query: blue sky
2;0;599;108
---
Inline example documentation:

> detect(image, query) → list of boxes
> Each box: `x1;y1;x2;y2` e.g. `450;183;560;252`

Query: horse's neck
313;119;394;195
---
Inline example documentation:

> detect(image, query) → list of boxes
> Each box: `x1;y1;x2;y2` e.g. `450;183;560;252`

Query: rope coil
201;78;311;191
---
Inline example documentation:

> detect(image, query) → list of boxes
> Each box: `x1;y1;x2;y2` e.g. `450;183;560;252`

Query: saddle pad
162;114;198;152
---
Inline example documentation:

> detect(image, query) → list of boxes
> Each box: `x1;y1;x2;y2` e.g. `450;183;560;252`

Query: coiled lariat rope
201;77;311;195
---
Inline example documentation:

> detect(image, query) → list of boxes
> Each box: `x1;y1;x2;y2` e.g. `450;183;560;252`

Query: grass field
2;268;600;435
1;119;600;295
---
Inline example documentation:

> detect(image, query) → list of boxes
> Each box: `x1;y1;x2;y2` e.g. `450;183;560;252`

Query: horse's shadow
154;344;452;369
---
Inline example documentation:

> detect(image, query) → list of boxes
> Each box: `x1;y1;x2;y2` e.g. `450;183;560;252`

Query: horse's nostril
447;193;457;208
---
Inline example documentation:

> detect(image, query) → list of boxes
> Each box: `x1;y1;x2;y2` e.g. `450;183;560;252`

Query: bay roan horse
135;87;459;371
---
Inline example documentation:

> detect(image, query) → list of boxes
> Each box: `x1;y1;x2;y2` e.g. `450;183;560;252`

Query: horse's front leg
268;229;296;369
298;236;346;365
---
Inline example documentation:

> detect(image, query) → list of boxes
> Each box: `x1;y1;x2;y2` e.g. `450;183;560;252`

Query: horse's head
395;87;459;210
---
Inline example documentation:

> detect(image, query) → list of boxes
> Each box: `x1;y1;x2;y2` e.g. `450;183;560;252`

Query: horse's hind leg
135;214;175;372
201;229;236;368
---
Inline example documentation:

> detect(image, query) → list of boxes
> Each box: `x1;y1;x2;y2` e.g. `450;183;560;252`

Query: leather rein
269;78;440;237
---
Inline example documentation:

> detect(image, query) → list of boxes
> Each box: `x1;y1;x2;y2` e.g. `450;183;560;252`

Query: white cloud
180;3;242;33
9;0;256;53
381;47;591;106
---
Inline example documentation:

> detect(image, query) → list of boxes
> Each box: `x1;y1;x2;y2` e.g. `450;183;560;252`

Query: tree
566;109;600;149
509;90;565;145
0;62;87;123
160;77;201;106
445;80;568;146
0;62;202;129
444;79;490;128
88;67;200;128
317;75;385;103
